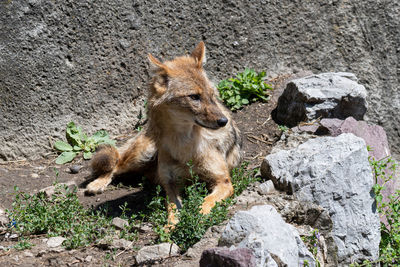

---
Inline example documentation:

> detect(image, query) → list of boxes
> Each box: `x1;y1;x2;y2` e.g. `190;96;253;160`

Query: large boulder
261;133;380;264
273;72;368;127
219;205;316;267
1;1;400;161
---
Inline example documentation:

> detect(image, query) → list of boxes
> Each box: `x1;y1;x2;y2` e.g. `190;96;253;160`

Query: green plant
143;162;258;252
370;155;400;265
14;238;34;250
278;125;289;132
217;68;273;110
54;121;115;164
7;184;116;249
301;229;321;267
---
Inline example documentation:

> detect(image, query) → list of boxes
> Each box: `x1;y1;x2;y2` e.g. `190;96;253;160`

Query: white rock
258;180;275;195
261;133;380;264
47;236;66;248
219;205;315;267
136;243;180;264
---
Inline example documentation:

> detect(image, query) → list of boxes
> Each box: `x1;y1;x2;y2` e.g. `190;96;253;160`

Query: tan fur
86;42;242;224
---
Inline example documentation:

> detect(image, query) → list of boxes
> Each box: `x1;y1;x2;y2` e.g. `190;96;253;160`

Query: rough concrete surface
1;0;399;160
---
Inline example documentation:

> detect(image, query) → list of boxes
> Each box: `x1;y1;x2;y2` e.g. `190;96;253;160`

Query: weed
7;184;116;249
370;155;400;265
14;238;33;250
217;69;273;110
301;229;321;266
143;162;258;252
54;121;115;164
278;125;289;132
351;154;400;266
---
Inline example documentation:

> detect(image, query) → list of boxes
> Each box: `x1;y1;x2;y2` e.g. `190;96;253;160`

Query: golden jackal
86;42;242;224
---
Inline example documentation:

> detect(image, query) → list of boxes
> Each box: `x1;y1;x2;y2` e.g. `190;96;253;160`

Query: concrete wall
1;0;399;161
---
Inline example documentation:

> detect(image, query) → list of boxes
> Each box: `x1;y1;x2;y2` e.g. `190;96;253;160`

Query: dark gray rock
1;1;400;161
262;133;380;264
200;247;256;267
219;205;316;267
273;72;368;127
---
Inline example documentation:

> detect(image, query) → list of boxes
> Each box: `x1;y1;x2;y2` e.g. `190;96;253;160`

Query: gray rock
47;236;66;248
273;72;368;127
1;1;400;162
200;247;256;267
258;180;275;195
112;217;129;230
219;205;316;267
111;238;132;250
262;133;380;264
69;165;82;174
135;243;180;264
0;206;9;229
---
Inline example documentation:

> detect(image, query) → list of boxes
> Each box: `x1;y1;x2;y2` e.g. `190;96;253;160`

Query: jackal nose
217;117;228;127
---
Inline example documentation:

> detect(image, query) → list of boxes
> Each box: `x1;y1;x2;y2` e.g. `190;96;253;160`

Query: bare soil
0;74;298;266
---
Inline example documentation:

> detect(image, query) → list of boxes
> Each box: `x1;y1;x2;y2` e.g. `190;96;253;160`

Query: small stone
136;243;180;264
96;198;101;202
258;180;275;195
31;173;39;178
9;233;18;240
23;251;34;257
112;217;129;230
139;224;152;232
111;238;133;249
69;165;81;174
47;236;66;248
0;214;9;227
85;255;93;262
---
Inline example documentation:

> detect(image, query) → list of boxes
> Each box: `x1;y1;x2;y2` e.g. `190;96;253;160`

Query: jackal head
148;42;228;130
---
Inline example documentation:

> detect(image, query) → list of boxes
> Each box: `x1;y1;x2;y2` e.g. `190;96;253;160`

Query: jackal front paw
85;179;108;195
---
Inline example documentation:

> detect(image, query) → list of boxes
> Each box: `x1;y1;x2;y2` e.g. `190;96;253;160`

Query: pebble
23;251;34;257
85;255;93;262
31;173;39;178
47;236;66;248
69;165;82;174
112;217;129;230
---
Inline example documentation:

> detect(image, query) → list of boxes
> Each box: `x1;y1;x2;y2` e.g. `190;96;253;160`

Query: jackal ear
148;53;167;70
191;41;206;68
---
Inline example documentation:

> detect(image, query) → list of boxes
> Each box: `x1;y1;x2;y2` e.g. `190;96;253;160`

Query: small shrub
370;155;400;264
217;68;273;110
144;162;258;252
54;121;115;164
7;185;119;249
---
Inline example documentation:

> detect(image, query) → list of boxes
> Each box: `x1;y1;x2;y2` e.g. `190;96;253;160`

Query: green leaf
55;151;78;164
73;146;82;151
54;141;73;152
66;122;83;147
241;98;249;104
83;151;92;160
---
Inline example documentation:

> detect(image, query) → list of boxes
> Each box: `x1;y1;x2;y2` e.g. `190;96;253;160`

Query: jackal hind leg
86;132;156;194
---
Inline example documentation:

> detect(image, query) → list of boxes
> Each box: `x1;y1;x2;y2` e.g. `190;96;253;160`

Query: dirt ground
0;74;299;266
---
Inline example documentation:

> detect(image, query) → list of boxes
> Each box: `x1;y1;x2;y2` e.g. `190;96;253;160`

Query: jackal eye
188;94;201;101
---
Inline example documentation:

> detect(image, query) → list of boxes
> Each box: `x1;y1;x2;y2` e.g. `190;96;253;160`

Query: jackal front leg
199;156;234;214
